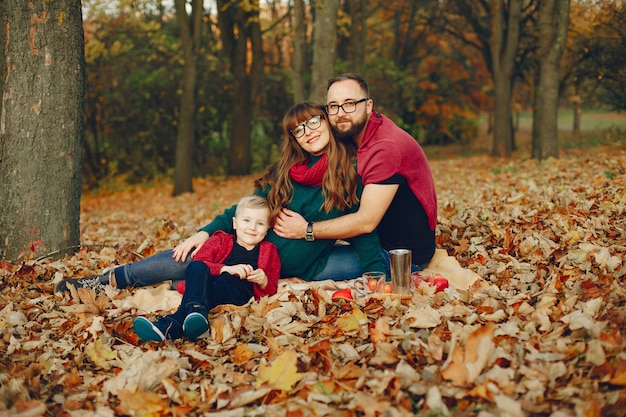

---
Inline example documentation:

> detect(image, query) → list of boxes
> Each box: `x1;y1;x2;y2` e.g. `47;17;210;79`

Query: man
274;73;437;270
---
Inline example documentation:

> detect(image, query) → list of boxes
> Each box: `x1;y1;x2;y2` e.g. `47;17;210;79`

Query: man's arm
274;183;399;240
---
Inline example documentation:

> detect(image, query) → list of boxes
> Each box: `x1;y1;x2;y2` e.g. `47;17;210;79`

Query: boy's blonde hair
234;195;271;221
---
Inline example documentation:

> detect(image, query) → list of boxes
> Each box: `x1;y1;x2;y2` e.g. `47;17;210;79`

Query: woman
55;102;383;294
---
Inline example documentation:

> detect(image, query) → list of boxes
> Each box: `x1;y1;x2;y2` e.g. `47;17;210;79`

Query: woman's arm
172;204;238;262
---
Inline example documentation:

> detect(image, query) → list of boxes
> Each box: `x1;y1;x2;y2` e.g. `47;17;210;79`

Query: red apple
332;288;353;300
427;275;449;292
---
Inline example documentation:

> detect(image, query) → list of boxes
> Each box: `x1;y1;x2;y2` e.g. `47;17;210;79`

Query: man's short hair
327;73;370;97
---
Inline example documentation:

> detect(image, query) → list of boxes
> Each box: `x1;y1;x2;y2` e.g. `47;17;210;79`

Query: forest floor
1;129;625;416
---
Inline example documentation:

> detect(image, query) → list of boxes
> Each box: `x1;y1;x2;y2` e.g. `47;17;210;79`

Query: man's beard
331;114;368;143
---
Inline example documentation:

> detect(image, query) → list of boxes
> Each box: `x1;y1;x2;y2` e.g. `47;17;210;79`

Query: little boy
133;195;280;342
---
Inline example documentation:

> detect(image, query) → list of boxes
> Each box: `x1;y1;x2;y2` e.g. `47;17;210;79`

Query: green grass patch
560;126;626;150
515;109;626;131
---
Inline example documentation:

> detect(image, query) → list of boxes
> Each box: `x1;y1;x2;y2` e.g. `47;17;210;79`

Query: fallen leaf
256;350;306;392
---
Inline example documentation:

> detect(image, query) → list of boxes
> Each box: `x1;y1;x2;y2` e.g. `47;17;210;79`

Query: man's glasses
290;115;322;138
325;97;369;115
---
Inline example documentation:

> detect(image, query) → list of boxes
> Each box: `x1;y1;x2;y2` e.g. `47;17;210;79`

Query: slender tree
310;0;341;102
173;0;203;196
217;0;264;175
346;0;368;73
292;0;307;103
0;0;84;260
532;0;570;160
489;0;523;157
442;0;532;157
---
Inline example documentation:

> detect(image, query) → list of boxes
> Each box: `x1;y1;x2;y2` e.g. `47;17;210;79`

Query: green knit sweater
200;164;383;281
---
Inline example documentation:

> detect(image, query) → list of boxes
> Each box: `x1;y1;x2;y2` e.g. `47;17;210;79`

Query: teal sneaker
183;312;209;341
133;317;166;342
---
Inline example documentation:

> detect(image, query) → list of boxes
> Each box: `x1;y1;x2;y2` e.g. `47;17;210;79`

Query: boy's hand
221;264;253;279
245;268;268;289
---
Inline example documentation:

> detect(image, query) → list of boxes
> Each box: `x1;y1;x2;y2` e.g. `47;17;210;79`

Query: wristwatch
305;222;315;242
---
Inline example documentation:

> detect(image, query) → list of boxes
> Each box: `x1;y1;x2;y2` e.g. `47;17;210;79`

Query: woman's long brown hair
255;102;359;223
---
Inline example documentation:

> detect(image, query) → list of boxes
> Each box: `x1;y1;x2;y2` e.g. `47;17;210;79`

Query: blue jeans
311;245;393;281
114;249;191;289
311;246;427;282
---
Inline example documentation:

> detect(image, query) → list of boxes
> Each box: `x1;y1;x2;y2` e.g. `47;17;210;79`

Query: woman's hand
274;208;308;239
245;268;268;289
172;231;209;262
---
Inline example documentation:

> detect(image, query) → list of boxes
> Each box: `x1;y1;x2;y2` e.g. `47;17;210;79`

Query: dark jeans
163;261;254;325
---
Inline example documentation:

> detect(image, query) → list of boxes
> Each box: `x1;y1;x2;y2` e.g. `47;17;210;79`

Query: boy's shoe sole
54;276;106;294
133;317;166;342
183;312;209;341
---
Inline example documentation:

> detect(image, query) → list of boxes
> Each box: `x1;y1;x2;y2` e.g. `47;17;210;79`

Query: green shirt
200;162;383;280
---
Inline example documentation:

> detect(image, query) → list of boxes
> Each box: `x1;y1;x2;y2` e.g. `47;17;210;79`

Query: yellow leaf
336;306;368;333
256;350;305;392
85;336;117;369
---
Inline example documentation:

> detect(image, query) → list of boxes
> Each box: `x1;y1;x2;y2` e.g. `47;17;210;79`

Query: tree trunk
310;0;341;102
489;0;522;157
0;0;84;260
292;0;306;103
347;0;367;73
572;94;581;135
492;71;514;156
532;0;570;160
217;0;264;175
173;0;202;196
492;0;522;157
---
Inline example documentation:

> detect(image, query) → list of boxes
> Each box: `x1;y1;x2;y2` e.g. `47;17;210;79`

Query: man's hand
172;231;209;262
274;208;308;239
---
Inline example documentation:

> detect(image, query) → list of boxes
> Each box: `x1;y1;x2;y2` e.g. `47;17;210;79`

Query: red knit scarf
289;154;328;187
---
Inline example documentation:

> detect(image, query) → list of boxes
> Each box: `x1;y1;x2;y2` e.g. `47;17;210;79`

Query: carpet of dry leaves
1;145;625;417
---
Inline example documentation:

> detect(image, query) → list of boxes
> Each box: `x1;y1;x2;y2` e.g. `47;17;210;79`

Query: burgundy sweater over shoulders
357;111;438;231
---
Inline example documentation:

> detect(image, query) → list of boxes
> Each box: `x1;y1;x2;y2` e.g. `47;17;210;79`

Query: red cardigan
183;230;281;300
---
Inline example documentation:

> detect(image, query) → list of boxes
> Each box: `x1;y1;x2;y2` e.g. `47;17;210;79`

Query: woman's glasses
290;115;322;138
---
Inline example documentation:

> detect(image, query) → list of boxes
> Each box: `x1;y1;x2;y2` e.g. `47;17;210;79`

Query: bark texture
217;0;264;175
173;0;202;196
292;0;307;103
532;0;570;160
0;0;84;260
490;0;522;157
310;0;341;102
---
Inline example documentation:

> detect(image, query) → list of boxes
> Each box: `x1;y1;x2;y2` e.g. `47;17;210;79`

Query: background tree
579;1;626;110
531;0;570;160
292;0;307;103
173;0;202;196
442;0;533;157
217;0;264;175
0;0;84;260
344;0;368;73
309;0;341;102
